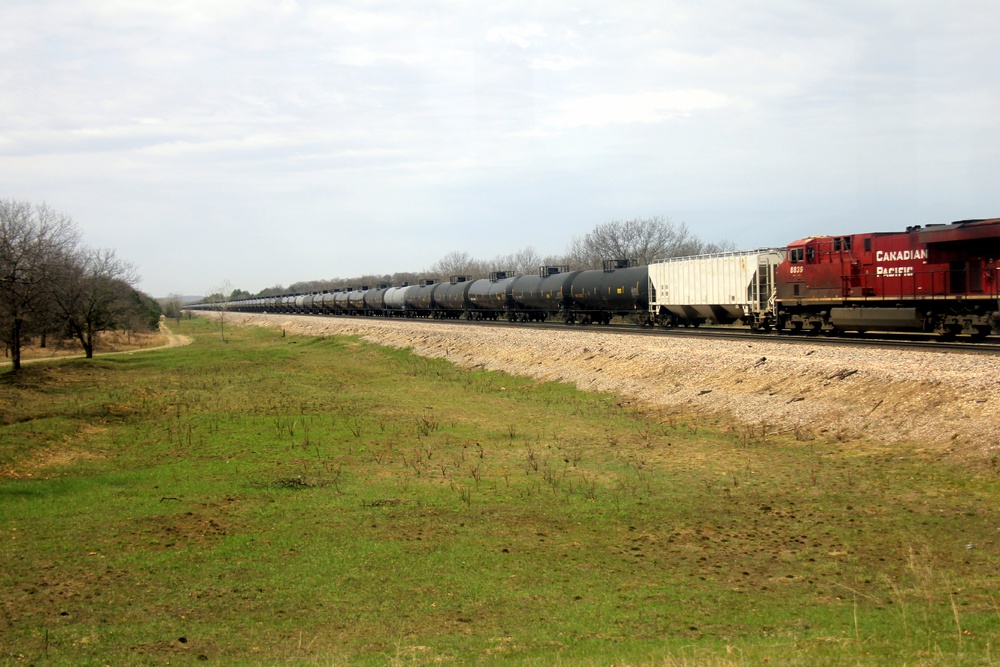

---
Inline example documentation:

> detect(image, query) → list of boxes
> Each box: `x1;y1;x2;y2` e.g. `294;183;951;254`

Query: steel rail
246;310;1000;357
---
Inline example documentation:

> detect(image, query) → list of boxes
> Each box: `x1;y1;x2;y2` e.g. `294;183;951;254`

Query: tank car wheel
971;325;991;341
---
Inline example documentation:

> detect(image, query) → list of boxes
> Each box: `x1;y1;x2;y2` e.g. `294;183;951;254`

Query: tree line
0;199;161;371
245;216;733;298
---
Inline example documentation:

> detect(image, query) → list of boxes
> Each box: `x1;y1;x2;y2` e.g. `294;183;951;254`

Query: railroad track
257;311;1000;356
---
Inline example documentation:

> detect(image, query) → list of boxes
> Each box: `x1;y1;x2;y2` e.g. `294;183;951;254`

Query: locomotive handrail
845;267;999;300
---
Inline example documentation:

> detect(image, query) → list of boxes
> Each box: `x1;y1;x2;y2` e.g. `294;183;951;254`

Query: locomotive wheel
938;324;962;340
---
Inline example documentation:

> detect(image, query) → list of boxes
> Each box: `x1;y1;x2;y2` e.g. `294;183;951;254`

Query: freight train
194;217;1000;339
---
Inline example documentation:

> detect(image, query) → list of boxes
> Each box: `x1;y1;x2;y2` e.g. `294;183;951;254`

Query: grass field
1;317;998;665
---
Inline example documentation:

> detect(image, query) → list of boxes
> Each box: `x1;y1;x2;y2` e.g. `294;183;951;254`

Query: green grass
1;317;998;665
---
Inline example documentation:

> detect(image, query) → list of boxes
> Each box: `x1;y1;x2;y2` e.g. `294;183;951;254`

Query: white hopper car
647;249;785;330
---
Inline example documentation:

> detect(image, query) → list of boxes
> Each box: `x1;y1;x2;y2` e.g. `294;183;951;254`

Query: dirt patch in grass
135;505;238;551
0;447;104;480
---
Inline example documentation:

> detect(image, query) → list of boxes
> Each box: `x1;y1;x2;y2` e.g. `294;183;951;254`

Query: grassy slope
1;318;998;666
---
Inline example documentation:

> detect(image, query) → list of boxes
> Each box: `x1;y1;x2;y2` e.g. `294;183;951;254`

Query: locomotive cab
777;235;862;301
776;233;884;331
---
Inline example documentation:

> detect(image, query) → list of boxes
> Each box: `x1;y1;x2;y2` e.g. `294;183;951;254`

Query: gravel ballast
215;313;1000;458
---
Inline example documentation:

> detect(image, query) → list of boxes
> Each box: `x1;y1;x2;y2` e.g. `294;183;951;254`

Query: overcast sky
3;1;999;297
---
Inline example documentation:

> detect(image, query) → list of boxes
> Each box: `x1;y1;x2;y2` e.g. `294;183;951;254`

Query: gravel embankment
215;313;1000;458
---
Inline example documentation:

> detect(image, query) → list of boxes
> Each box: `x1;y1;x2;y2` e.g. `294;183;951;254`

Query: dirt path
137;321;193;353
1;321;192;367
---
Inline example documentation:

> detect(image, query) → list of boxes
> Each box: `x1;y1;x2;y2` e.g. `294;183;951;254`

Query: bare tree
699;239;738;254
429;250;488;279
568;216;728;268
26;281;64;350
51;247;140;358
489;246;543;276
389;271;421;286
213;280;234;342
0;200;80;371
161;293;185;323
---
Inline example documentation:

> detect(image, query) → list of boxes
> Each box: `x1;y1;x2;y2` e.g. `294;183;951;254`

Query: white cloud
85;0;264;27
485;23;547;49
547;90;738;129
529;54;585;71
1;1;999;295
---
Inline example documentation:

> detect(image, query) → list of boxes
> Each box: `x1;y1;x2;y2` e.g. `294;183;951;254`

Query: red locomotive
775;218;1000;338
